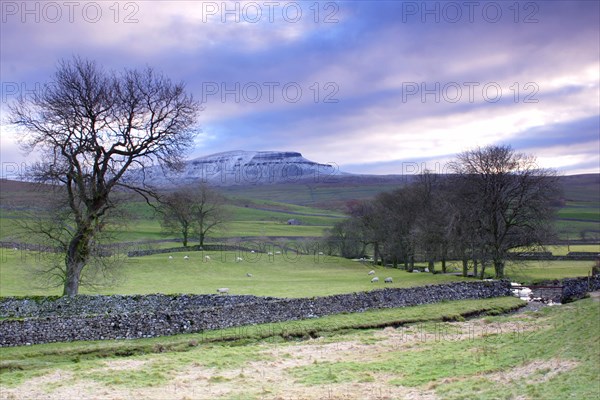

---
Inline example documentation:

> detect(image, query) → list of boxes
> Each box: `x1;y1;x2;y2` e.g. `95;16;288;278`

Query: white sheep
275;251;281;254
168;255;173;260
216;288;229;294
246;273;253;277
267;252;274;256
184;255;189;260
424;268;430;273
371;277;379;283
368;270;375;275
236;257;243;262
251;250;255;253
204;255;211;261
384;277;393;283
412;269;420;273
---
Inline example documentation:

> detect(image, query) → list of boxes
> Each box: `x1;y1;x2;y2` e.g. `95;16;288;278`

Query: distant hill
132;150;344;187
558;174;600;202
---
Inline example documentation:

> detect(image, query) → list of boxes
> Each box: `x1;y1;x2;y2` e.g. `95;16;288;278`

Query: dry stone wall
561;276;600;303
0;280;514;347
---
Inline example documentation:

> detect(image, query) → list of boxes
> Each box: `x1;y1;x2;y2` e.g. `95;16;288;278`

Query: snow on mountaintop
137;150;340;187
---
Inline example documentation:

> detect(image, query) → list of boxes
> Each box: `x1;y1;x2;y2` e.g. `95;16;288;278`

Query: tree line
325;145;561;279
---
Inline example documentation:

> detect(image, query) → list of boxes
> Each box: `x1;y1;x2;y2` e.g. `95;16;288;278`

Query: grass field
1;247;597;297
1;194;344;244
1;296;598;399
0;249;468;297
504;260;596;284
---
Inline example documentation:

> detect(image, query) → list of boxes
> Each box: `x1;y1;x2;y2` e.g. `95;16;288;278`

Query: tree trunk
441;258;447;274
462;257;468;277
494;259;505;278
63;260;84;296
63;225;93;297
182;222;189;246
473;259;478;277
373;242;380;266
428;259;435;273
479;262;486;280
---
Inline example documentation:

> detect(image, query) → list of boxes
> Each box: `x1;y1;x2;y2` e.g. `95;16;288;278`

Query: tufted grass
288;298;600;400
0;297;524;387
1;297;598;399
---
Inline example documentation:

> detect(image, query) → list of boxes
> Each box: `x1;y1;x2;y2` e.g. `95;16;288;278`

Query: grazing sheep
368;270;375;275
384;277;393;283
236;257;243;262
318;251;324;255
371;277;379;283
267;252;274;256
246;273;253;278
216;288;229;294
412;269;420;273
204;255;211;261
184;255;189;260
424;268;430;273
168;255;173;260
275;251;281;254
251;250;255;253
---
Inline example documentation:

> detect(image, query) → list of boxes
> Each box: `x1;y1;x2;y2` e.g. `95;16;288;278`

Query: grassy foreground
0;297;524;384
1;296;599;399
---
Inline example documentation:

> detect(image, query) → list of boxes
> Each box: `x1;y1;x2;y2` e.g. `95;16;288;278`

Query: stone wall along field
0;281;514;347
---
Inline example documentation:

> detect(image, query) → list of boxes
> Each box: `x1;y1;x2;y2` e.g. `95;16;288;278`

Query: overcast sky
1;1;598;177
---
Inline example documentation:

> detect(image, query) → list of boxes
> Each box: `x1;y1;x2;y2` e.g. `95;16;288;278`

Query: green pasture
503;260;596;284
221;221;328;238
1;297;598;399
545;244;600;256
1;247;597;297
226;197;346;216
1;197;341;244
0;249;467;297
554;220;600;240
225;205;342;226
554;200;600;240
557;207;600;221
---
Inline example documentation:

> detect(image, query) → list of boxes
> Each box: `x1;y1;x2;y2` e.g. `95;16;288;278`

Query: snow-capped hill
139;150;341;187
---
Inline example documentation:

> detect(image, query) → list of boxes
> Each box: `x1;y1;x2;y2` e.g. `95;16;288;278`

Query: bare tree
373;187;422;269
408;172;452;273
450;145;560;278
17;193;128;292
325;218;365;259
8;57;200;296
159;184;229;247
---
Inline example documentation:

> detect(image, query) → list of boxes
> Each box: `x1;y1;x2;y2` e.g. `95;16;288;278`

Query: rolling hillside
1;171;598;243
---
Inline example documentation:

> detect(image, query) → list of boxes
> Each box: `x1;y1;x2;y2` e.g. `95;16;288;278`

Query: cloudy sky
1;0;598;176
